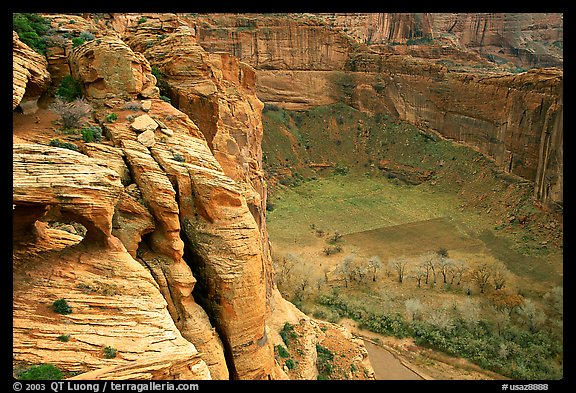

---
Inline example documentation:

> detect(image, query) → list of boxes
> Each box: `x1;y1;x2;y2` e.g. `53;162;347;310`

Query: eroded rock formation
15;11;562;381
122;19;276;306
12;142;212;379
68;36;159;100
13;31;51;114
12;25;297;380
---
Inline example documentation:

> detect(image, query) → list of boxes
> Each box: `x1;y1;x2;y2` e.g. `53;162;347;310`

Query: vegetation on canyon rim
263;103;563;379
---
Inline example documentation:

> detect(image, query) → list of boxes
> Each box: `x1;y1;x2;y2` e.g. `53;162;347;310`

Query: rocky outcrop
13;143;123;242
267;289;374;380
98;110;230;380
12;142;211;379
68;36;159;100
68;349;211;380
13;31;51;113
65;30;284;378
124;22;276;307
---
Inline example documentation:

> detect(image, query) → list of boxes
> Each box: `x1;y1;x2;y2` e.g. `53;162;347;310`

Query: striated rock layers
12;31;51;114
13;30;291;380
344;55;563;211
189;13;563;211
121;17;276;306
315;13;563;69
12;143;212;379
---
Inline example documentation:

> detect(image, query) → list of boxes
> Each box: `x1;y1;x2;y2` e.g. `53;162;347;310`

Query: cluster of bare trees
332;247;513;296
273;253;326;302
274;246;518;307
334;254;382;287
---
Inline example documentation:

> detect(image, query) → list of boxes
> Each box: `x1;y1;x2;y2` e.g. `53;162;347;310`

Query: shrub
279;322;298;346
52;299;72;314
79;31;95;41
103;346;117;359
105;113;118;123
323;245;342;255
56;75;82;102
285;358;295;370
276;345;290;358
57;334;70;342
334;165;349;176
123;101;142;111
19;364;63;380
316;343;334;377
50;97;92;129
49;139;79;152
173;153;186;162
138;17;147;24
81;126;103;143
263;103;280;112
13;13;51;55
72;37;85;47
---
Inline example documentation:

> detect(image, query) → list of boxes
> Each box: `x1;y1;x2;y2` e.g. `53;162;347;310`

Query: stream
362;339;422;380
339;318;424;380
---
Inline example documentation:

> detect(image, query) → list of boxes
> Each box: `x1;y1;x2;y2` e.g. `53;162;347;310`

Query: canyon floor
263;104;563;380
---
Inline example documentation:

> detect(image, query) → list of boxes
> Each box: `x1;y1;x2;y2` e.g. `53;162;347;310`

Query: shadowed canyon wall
189;13;562;212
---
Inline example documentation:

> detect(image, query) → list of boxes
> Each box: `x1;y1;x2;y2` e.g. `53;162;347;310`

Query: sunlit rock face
13;31;51;113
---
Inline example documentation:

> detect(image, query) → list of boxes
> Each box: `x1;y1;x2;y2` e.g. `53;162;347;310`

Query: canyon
191;13;562;212
13;12;562;381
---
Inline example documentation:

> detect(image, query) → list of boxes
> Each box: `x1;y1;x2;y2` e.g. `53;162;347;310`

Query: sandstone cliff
13;143;212;379
13;14;375;380
13;31;51;114
188;13;562;211
316;13;563;69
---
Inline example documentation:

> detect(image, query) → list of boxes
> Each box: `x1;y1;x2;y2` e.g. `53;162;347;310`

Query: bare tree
425;306;454;330
518;298;547;333
352;261;368;284
273;255;296;288
425;254;438;284
456;298;480;325
438;258;455;284
335;254;355;287
413;263;427;288
367;256;382;282
451;261;468;285
389;257;409;283
491;262;509;290
293;277;310;301
471;263;492;294
405;298;423;321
